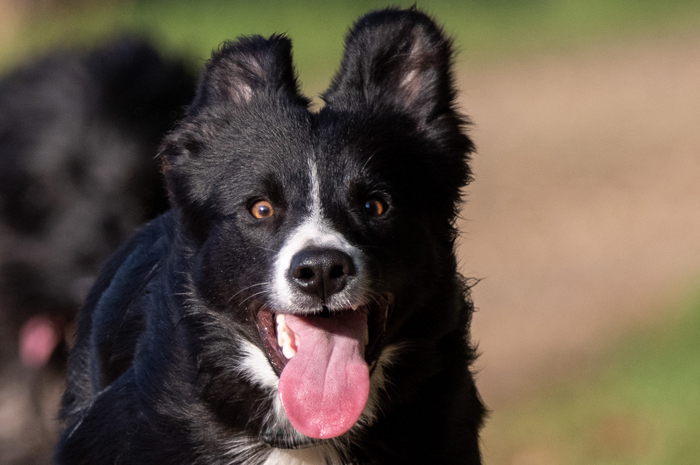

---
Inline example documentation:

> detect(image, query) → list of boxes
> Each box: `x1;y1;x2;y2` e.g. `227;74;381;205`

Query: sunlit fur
56;7;485;464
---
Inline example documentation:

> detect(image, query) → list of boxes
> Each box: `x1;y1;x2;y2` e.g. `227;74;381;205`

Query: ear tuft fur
189;34;310;113
158;34;310;239
323;7;474;229
322;7;462;133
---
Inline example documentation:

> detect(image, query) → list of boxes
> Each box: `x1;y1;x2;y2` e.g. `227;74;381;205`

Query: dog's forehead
209;107;393;213
238;114;367;179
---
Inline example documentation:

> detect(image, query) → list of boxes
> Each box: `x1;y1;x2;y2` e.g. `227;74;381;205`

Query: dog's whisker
227;282;271;304
237;290;269;308
254;246;280;253
360;148;380;173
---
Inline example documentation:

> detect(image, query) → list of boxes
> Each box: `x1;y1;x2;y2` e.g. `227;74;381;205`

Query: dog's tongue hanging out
278;311;370;439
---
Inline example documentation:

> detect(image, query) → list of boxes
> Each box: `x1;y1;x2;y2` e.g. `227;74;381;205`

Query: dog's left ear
322;7;466;138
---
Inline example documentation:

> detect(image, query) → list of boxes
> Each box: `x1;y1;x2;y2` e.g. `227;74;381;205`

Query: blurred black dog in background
0;38;194;463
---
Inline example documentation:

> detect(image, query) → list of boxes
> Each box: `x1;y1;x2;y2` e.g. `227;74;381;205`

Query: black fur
0;38;195;463
56;8;485;464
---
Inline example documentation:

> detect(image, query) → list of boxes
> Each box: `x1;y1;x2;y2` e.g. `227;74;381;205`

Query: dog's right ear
187;34;309;113
159;35;308;239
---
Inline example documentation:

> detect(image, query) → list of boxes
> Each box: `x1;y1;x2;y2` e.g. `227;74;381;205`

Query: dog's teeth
278;330;290;348
275;314;297;359
282;343;296;359
275;314;286;347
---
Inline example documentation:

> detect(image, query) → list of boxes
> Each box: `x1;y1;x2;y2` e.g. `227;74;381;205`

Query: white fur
238;340;280;391
223;435;267;463
235;341;311;443
222;432;339;465
309;158;322;219
264;446;336;465
271;159;366;313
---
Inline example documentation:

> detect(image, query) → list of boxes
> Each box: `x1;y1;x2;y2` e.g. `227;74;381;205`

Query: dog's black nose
288;249;355;302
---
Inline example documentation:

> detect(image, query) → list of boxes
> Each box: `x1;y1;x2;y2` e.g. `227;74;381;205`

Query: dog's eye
364;198;386;217
250;200;274;219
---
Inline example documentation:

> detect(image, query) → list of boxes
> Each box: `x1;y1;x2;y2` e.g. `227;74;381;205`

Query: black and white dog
0;38;194;464
56;8;485;464
0;37;195;371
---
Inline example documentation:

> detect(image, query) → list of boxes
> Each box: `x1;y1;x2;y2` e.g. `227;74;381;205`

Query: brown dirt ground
454;33;700;410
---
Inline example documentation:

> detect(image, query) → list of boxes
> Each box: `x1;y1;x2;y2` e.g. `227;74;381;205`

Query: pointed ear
159;34;308;239
189;34;310;113
322;8;462;133
324;8;473;226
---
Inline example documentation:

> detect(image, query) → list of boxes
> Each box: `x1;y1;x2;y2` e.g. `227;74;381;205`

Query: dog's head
160;7;472;445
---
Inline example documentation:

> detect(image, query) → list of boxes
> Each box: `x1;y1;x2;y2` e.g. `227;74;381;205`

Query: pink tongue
19;316;61;368
279;311;369;439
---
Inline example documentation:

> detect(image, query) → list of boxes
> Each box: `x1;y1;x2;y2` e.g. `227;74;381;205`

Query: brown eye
364;198;386;217
250;200;274;219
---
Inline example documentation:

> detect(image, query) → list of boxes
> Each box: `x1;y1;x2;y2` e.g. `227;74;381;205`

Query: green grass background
3;0;700;94
483;288;700;465
3;2;700;464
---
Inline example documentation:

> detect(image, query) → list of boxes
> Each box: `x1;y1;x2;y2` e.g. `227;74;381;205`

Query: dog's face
161;9;472;444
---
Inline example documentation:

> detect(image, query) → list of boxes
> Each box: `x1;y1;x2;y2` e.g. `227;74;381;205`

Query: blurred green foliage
482;287;700;465
3;0;700;94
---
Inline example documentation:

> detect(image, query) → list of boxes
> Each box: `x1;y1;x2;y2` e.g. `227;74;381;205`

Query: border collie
0;38;194;463
56;8;485;464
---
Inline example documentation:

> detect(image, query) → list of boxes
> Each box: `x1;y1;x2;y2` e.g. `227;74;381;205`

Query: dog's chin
251;294;392;447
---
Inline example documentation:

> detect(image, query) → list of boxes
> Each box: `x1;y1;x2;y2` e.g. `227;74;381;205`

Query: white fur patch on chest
263;446;332;465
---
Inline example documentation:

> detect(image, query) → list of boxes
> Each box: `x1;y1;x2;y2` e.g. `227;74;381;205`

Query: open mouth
255;295;391;440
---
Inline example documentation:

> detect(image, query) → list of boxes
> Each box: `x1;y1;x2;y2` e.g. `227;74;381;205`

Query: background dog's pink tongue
279;312;369;439
19;316;61;368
